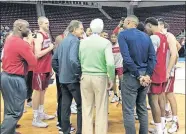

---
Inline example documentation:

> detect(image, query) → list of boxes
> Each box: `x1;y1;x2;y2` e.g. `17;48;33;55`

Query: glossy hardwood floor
1;83;185;134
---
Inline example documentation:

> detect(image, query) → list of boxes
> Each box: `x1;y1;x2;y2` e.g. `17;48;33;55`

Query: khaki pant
80;74;108;134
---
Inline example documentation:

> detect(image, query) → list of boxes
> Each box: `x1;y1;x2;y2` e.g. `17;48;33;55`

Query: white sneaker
111;95;119;103
59;127;75;134
32;118;48;128
26;101;32;107
71;106;77;114
149;128;168;134
149;128;157;134
57;123;61;130
168;121;179;133
39;112;55;120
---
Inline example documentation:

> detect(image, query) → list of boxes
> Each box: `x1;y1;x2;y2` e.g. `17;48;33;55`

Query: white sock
172;116;178;122
161;117;166;129
165;103;170;111
39;105;44;113
155;123;163;134
33;110;38;119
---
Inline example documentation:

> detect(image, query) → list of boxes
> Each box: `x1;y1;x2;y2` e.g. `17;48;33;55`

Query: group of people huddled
0;14;182;134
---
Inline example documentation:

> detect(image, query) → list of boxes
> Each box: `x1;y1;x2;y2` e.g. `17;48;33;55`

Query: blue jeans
121;72;148;134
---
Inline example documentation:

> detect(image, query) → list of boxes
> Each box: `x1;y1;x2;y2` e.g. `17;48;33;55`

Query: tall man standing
158;19;179;133
52;20;84;134
145;17;169;134
1;19;37;134
79;18;115;134
118;15;156;134
32;16;55;128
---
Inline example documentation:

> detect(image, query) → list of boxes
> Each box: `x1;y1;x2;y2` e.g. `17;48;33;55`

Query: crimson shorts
32;73;50;90
148;82;166;94
115;67;123;76
164;76;175;93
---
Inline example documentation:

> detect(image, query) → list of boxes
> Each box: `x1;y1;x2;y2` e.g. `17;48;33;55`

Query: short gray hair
68;20;82;33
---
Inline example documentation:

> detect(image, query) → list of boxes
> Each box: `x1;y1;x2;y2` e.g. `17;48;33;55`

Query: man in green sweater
79;18;115;134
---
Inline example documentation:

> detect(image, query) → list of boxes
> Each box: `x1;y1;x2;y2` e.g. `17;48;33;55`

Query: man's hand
139;75;151;87
107;79;114;90
49;43;54;50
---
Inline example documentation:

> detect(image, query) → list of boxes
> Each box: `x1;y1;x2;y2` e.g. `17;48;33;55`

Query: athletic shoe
149;128;157;134
59;127;75;134
168;121;179;133
111;95;119;103
59;130;63;134
150;120;168;126
32;117;48;128
57;124;61;130
149;128;168;134
26;101;32;107
39;112;55;120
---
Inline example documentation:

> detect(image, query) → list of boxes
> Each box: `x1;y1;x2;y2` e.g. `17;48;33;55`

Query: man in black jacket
52;20;84;134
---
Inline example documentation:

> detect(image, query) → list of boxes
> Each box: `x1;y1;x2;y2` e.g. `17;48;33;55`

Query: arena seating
134;5;185;35
0;2;184;38
0;2;38;31
44;5;121;37
102;6;127;19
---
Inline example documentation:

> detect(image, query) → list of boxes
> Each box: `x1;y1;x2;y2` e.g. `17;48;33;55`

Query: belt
2;71;25;78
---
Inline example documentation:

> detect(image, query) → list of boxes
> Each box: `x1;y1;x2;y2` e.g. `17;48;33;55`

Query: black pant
26;71;33;102
61;82;82;134
1;72;27;134
56;74;62;126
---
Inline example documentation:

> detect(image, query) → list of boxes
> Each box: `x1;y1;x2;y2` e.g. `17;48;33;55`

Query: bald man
1;19;37;134
32;16;55;128
118;15;156;134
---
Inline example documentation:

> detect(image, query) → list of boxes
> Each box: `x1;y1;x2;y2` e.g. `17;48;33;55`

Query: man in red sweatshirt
1;19;37;134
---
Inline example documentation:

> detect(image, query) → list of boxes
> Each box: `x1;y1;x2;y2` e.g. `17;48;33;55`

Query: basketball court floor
0;61;185;134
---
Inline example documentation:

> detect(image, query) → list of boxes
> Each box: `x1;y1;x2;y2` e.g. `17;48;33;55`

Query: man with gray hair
79;18;115;134
52;20;84;134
